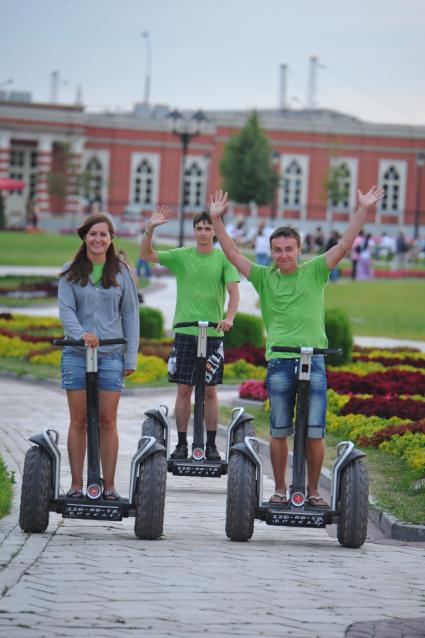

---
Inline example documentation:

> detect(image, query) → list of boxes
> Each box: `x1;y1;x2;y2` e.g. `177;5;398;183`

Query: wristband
144;228;153;236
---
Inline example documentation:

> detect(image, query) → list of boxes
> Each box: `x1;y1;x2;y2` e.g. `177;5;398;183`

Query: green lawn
0;231;175;267
0;455;14;518
325;279;425;340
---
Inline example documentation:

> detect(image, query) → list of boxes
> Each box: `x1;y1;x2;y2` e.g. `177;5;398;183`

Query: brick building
0;99;424;237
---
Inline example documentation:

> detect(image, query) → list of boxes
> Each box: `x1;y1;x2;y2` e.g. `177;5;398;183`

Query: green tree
220;111;278;205
324;162;350;210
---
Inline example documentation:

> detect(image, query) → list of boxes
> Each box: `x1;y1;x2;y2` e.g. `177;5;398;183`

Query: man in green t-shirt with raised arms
140;206;240;461
209;186;383;507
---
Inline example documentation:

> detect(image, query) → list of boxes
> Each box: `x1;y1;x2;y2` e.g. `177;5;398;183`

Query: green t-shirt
91;263;104;286
248;255;330;360
157;247;239;336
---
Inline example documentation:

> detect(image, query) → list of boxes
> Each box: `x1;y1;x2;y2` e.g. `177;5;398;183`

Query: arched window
134;159;153;205
84;157;103;204
382;165;400;212
330;162;351;209
282;160;302;207
183;161;204;208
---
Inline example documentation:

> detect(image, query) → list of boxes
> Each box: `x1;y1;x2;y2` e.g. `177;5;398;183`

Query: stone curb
231;397;425;543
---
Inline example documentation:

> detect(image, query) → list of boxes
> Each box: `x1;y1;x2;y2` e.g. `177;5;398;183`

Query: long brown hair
61;214;122;287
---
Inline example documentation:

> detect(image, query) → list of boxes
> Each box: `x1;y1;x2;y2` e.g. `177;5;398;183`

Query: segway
19;338;167;540
226;346;369;548
142;321;256;479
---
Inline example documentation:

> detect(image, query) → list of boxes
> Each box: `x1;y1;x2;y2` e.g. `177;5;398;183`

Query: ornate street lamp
414;152;425;240
169;109;207;247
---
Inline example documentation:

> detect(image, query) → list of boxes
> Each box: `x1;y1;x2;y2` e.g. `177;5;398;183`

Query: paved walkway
1;378;425;638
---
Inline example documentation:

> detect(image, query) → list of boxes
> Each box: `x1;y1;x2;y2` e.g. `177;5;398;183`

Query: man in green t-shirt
209;186;383;507
140;206;240;461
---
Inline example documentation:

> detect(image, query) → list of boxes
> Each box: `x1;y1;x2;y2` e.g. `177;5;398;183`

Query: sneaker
170;443;188;460
205;445;221;461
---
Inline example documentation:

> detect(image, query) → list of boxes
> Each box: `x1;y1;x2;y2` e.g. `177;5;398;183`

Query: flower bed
238;346;425;472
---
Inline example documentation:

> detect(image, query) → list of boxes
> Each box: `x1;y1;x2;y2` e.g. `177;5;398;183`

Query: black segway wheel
232;420;256;445
142;416;165;446
337;459;369;548
226;453;256;541
134;452;167;540
19;446;52;533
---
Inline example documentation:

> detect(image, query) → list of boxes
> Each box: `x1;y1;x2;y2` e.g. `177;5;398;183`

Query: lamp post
414;152;425;240
169;109;207;247
141;31;151;106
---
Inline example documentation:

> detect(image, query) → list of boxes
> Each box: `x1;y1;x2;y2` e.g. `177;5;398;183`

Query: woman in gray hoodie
58;213;140;500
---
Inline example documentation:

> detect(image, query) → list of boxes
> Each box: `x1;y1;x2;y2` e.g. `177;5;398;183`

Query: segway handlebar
53;338;127;347
173;321;219;329
271;345;343;356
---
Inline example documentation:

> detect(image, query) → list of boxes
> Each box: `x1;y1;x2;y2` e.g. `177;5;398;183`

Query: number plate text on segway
171;460;223;477
63;503;123;521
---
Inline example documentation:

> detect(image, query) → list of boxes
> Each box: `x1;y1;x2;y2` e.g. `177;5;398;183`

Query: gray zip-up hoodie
58;262;140;370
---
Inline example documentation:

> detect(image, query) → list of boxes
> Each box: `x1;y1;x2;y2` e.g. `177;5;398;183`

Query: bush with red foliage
225;344;267;366
239;379;268;401
0;327;59;344
358;419;425;448
326;369;425;396
353;354;425;369
341;396;425;421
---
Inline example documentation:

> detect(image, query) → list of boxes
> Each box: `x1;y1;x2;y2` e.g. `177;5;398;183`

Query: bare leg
66;390;87;490
99;391;121;491
204;385;218;431
174;384;193;432
306;438;325;496
269;436;288;493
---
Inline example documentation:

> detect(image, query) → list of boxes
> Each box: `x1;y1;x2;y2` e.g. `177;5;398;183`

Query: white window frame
378;159;407;221
129;152;160;210
279;154;310;218
328;157;358;214
81;149;110;209
181;154;208;211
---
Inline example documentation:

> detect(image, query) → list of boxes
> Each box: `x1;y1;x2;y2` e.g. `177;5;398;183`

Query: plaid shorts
168;333;224;386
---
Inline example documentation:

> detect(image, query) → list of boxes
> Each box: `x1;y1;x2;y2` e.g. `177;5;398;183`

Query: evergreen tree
220;111;278;205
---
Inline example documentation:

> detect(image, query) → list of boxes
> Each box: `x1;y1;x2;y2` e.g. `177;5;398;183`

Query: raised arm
209;190;253;278
140;205;170;263
325;186;384;270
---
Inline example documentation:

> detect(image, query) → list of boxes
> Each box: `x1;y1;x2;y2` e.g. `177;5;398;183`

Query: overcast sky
2;0;425;125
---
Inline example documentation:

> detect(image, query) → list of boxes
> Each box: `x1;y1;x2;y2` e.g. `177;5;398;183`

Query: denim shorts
265;356;327;439
61;348;125;392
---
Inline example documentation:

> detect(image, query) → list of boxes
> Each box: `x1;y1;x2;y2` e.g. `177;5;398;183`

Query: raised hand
358;185;384;210
209;190;229;218
148;204;170;229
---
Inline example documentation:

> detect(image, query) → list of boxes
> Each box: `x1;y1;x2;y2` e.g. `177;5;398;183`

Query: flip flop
307;495;329;508
269;492;288;505
66;488;84;498
103;489;121;501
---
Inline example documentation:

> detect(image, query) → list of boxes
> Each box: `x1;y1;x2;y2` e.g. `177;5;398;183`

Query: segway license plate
170;460;222;477
266;509;327;528
63;503;122;521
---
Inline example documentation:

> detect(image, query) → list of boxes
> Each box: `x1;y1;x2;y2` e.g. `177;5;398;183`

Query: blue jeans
61;349;125;392
265;356;327;439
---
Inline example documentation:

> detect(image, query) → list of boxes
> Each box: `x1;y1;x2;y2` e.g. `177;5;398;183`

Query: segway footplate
170;459;224;477
260;504;332;528
63;502;123;521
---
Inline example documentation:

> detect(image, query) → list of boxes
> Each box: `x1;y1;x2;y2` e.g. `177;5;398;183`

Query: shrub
325;308;352;366
139;306;164;339
224;312;264;348
341;396;425;421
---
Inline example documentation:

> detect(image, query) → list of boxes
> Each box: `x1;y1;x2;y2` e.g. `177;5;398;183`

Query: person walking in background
254;220;272;265
140;205;240;462
356;232;375;280
350;230;364;280
325;230;341;281
58;214;140;501
209;185;383;507
395;230;410;271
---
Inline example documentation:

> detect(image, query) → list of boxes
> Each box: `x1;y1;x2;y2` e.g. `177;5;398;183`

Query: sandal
103;489;121;501
269;491;288;505
66;488;84;498
307;495;329;508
